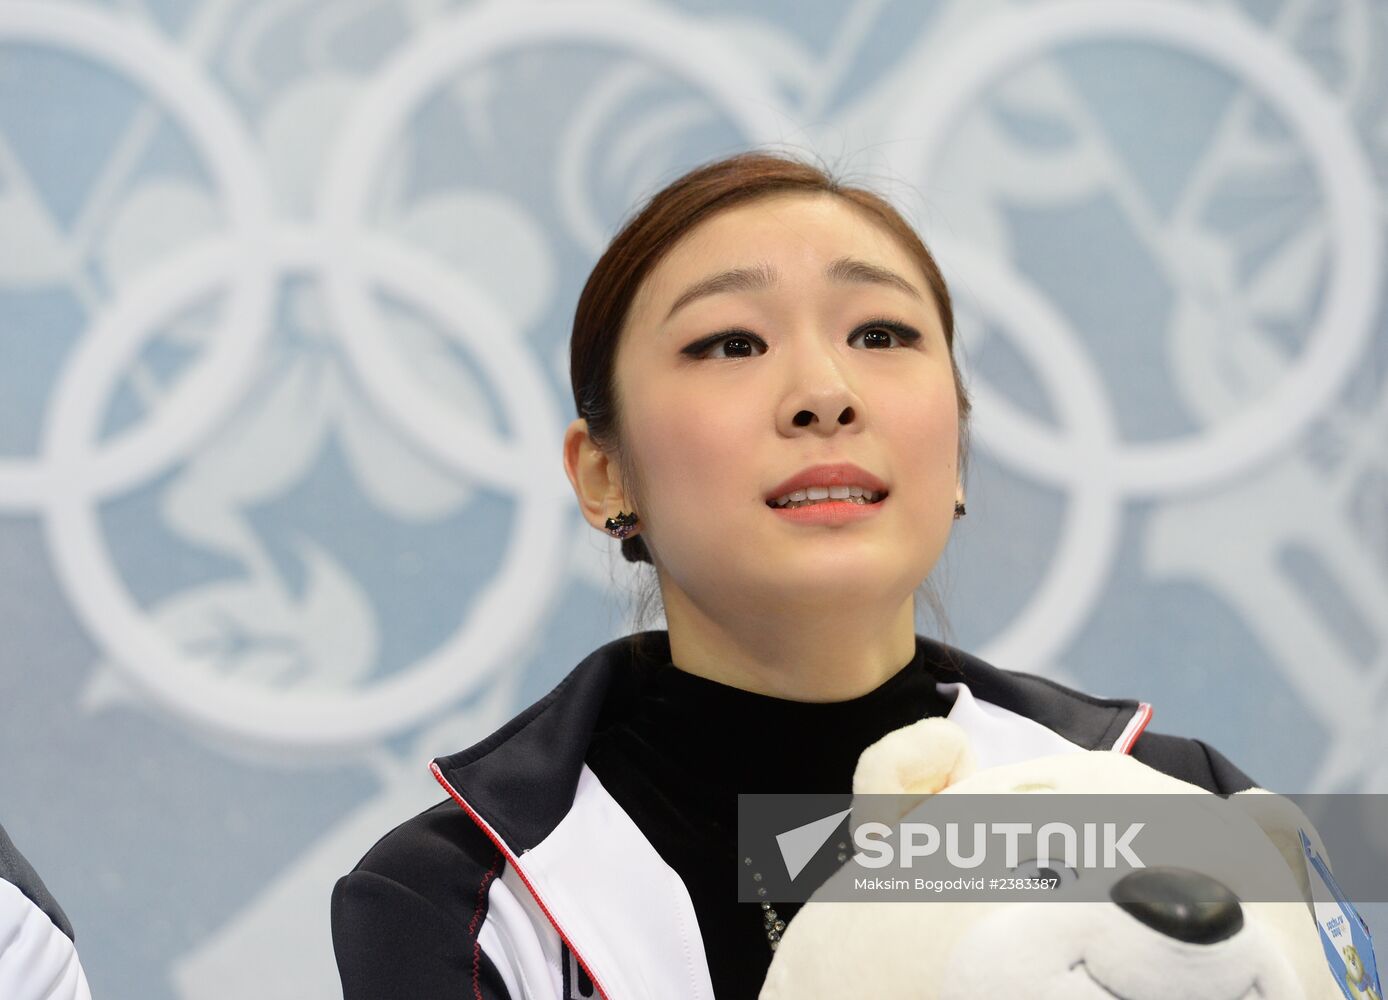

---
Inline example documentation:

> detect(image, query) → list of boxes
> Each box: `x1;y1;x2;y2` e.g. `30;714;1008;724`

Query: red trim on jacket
431;762;613;1000
1116;702;1153;754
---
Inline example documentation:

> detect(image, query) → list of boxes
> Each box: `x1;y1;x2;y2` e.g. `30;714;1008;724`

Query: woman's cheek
626;383;743;536
891;390;960;521
637;397;726;493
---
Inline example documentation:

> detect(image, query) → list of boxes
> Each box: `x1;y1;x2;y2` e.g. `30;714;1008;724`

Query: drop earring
953;500;966;519
605;510;639;539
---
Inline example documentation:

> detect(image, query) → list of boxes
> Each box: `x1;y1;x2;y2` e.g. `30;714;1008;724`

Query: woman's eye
850;322;920;349
687;333;767;359
684;321;918;359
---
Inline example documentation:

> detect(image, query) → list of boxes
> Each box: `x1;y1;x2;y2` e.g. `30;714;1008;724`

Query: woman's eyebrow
665;262;777;320
665;256;922;321
824;256;924;301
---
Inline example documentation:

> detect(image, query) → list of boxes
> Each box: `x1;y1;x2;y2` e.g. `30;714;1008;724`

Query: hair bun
621;535;653;564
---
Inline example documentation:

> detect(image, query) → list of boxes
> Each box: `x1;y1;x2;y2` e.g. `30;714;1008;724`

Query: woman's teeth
769;485;886;508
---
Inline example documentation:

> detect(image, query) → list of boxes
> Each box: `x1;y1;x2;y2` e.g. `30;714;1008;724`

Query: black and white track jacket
331;631;1256;1000
0;822;92;1000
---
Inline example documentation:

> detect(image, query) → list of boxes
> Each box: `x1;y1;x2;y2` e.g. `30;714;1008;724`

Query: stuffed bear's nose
1110;867;1244;944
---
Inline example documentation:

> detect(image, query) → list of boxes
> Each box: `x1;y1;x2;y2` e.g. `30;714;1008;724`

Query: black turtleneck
584;642;953;1000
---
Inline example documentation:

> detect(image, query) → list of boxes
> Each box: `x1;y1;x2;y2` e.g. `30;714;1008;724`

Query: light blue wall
1;0;1384;995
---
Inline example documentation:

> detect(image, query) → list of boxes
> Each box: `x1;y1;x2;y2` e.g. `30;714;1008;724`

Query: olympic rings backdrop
1;0;1385;995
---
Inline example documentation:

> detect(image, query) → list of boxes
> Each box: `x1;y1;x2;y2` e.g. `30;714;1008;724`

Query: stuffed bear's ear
853;717;976;796
849;718;975;833
1230;789;1327;906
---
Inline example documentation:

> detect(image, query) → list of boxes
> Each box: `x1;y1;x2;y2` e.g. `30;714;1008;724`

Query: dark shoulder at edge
341;798;505;913
1129;730;1259;795
0;821;75;942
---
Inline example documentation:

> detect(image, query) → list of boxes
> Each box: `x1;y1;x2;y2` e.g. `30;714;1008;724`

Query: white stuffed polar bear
760;718;1342;1000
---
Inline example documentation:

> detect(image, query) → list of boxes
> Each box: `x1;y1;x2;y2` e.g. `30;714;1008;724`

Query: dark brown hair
569;150;972;587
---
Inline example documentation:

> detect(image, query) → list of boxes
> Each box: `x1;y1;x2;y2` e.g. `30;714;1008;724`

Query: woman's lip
764;462;889;501
768;496;887;525
764;489;888;509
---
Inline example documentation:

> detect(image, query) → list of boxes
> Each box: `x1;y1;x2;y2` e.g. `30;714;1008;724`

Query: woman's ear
563;418;634;532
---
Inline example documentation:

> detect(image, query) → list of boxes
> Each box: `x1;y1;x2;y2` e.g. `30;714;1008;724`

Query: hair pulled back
570;150;972;565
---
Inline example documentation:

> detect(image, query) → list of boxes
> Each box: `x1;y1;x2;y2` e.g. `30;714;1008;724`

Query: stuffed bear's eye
1012;857;1080;888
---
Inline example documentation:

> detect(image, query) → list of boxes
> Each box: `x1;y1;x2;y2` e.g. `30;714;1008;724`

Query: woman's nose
790;403;856;430
781;381;860;434
778;343;862;435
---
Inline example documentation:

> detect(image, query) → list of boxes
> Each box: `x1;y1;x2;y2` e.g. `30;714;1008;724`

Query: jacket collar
430;631;1151;1000
432;629;1150;857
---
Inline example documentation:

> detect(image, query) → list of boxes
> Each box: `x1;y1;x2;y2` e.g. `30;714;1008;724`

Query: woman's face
612;192;961;619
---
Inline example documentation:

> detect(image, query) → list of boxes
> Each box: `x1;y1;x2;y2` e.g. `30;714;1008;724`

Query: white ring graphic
556;63;672;257
887;0;1381;496
939;242;1124;673
0;0;275;509
318;0;788;488
43;228;569;749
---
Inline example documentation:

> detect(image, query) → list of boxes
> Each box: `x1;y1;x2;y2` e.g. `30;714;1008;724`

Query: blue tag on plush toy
1299;829;1382;1000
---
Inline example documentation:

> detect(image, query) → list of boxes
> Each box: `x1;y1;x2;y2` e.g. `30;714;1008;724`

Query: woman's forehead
635;192;919;312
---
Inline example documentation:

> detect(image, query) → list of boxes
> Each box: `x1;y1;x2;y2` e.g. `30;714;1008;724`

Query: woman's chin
749;568;912;610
